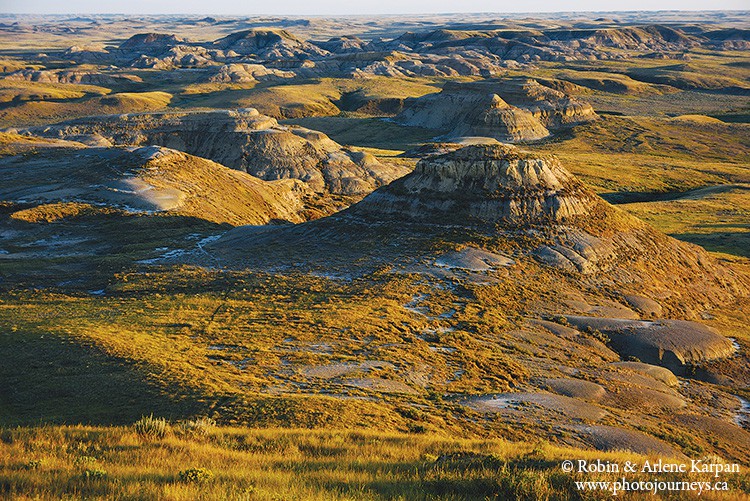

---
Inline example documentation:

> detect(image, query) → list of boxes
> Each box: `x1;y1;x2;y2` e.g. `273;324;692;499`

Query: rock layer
0;139;309;225
349;144;598;224
564;316;735;372
25;109;407;195
395;78;598;141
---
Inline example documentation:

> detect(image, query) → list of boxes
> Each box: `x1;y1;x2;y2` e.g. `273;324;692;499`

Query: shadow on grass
0;332;207;426
671;231;750;258
0;209;228;292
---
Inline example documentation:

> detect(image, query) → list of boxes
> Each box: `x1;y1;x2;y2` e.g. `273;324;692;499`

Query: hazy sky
2;0;747;15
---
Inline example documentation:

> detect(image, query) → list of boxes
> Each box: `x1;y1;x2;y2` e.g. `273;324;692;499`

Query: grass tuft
133;414;170;439
178;416;217;436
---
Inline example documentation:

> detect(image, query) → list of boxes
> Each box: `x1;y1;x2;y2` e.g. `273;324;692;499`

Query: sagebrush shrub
178;467;214;483
23;459;43;470
73;455;98;467
83;468;107;480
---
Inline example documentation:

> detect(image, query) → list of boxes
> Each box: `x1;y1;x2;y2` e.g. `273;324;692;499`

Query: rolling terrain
0;11;749;500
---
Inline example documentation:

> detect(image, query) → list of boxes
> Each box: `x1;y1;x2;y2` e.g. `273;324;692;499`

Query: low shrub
178;416;216;436
178;467;214;483
73;455;98;467
83;468;108;480
23;459;43;470
133;414;169;438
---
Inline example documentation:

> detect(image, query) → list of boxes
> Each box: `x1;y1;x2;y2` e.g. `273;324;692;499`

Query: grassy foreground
1;424;748;500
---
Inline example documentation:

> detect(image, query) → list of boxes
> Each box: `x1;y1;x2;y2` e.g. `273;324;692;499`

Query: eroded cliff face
395;78;597;142
212;29;330;60
25;109;408;195
352;144;597;224
487;78;598;129
205;63;295;83
58;24;742;75
211;143;746;317
4;69;142;86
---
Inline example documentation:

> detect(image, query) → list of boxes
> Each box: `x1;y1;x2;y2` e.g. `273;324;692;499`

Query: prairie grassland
174;77;443;119
622;185;750;259
0;267;530;430
283;116;437;151
529;115;750;194
0;91;173;127
0;59;35;73
0;80;111;104
536;51;750;90
2;424;747;500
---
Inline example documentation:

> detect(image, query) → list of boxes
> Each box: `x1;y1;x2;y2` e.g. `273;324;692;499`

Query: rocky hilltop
0;133;310;225
350;144;597;223
54;23;749;77
4;68;142;86
207;142;749;407
395;79;598;141
214;144;747;318
24;109;408;195
205;63;295;83
212;29;329;60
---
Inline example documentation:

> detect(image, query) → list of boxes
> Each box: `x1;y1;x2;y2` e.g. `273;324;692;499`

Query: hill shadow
671;231;750;258
0;332;207;426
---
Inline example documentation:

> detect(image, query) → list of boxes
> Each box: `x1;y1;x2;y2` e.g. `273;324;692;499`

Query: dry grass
0;79;110;104
175;77;441;119
0;27;747;501
622;185;750;259
0;91;172;127
529;115;750;194
283;116;437;151
3;424;740;501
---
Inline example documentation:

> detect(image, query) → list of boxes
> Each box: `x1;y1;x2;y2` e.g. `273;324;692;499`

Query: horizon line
2;9;749;16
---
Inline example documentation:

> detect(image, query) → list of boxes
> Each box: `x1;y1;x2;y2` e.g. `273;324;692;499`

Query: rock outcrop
212;29;330;60
25;109;408;195
395;79;597;142
563;316;735;373
205;63;295;83
214;143;748;316
53;23;748;83
4;69;142;86
119;33;185;55
349;144;598;224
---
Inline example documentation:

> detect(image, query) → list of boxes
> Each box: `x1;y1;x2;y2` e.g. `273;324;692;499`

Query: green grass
621;185;750;259
529;115;750;192
284;116;437;151
0;79;111;104
0;91;173;128
0;39;748;501
522;114;750;260
173;77;442;119
0;267;528;430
